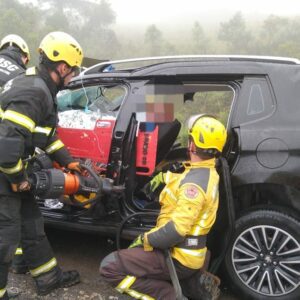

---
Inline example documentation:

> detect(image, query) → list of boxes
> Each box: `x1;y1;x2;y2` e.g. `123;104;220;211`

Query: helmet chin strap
187;141;195;158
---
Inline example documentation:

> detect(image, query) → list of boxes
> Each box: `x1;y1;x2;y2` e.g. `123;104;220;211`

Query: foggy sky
20;0;300;27
110;0;300;25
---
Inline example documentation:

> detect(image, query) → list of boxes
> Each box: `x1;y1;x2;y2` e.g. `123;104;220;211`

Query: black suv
40;56;300;300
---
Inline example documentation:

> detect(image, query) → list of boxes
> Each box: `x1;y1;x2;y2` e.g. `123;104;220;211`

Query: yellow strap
0;288;6;298
174;247;207;257
0;159;23;174
30;257;57;277
2;110;35;132
191;212;209;235
116;276;154;299
34;126;52;136
116;275;136;293
126;288;155;300
1;108;53;136
45;140;64;154
15;248;23;255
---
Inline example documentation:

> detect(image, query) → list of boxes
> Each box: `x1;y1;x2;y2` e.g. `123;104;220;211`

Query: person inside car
100;114;227;300
0;34;30;87
0;31;84;300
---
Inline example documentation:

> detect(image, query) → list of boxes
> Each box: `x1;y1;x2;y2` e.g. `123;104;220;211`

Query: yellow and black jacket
144;159;219;269
0;65;72;190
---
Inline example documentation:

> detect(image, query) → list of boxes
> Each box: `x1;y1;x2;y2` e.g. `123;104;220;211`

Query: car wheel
225;209;300;300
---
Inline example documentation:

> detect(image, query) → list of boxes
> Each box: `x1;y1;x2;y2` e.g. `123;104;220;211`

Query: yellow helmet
0;34;30;61
38;31;83;67
188;114;227;154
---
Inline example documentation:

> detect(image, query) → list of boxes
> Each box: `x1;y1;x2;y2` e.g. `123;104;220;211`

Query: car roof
82;54;299;73
68;55;300;87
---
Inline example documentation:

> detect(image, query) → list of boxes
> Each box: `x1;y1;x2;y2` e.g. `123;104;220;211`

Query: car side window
247;84;265;115
177;83;234;146
57;85;126;117
233;77;275;125
137;82;234;147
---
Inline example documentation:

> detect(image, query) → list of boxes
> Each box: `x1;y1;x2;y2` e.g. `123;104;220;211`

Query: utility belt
176;235;207;250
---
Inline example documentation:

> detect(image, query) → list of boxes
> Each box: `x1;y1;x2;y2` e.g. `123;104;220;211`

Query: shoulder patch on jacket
181;168;210;193
184;184;200;199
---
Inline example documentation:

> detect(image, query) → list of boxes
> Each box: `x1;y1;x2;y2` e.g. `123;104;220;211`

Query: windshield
58;84;126;115
57;84;127;129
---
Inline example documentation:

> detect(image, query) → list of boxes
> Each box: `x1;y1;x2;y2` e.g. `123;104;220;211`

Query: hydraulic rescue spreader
28;153;123;207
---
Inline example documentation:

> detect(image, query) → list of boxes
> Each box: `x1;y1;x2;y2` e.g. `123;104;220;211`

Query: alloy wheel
232;225;300;297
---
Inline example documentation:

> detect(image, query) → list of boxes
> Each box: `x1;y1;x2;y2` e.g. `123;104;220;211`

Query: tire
225;209;300;300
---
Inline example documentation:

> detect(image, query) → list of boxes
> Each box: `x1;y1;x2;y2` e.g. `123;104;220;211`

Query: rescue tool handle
78;164;103;193
74;164;124;194
67;165;124;207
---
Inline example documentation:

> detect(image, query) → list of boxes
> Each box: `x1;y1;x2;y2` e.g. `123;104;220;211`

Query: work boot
10;261;28;274
197;271;220;300
35;266;80;296
10;253;28;274
181;270;220;300
10;264;28;274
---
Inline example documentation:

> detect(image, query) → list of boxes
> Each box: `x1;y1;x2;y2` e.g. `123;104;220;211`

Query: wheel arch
233;183;300;221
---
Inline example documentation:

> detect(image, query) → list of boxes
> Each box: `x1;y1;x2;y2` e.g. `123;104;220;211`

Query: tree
35;0;119;59
144;25;164;56
258;15;289;55
0;0;41;65
78;0;119;59
258;15;300;57
218;12;252;53
192;22;209;54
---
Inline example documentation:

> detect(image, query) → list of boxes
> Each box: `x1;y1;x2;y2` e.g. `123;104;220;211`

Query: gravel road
6;228;238;300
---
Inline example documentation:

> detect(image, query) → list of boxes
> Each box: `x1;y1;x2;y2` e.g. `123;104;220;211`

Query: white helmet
0;34;30;61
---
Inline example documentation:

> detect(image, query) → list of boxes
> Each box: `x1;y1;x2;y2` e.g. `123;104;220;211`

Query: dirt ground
6;228;237;300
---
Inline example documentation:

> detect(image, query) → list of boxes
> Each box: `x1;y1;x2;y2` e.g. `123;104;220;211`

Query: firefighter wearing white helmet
0;32;83;299
100;115;227;300
0;34;30;86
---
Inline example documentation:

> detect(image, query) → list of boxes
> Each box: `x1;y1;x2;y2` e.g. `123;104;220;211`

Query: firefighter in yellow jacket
100;114;227;300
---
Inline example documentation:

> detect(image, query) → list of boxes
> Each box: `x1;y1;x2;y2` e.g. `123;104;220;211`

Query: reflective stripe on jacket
144;158;219;269
0;66;72;183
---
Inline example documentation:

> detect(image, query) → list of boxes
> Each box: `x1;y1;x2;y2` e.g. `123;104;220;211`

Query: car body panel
39;56;300;298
